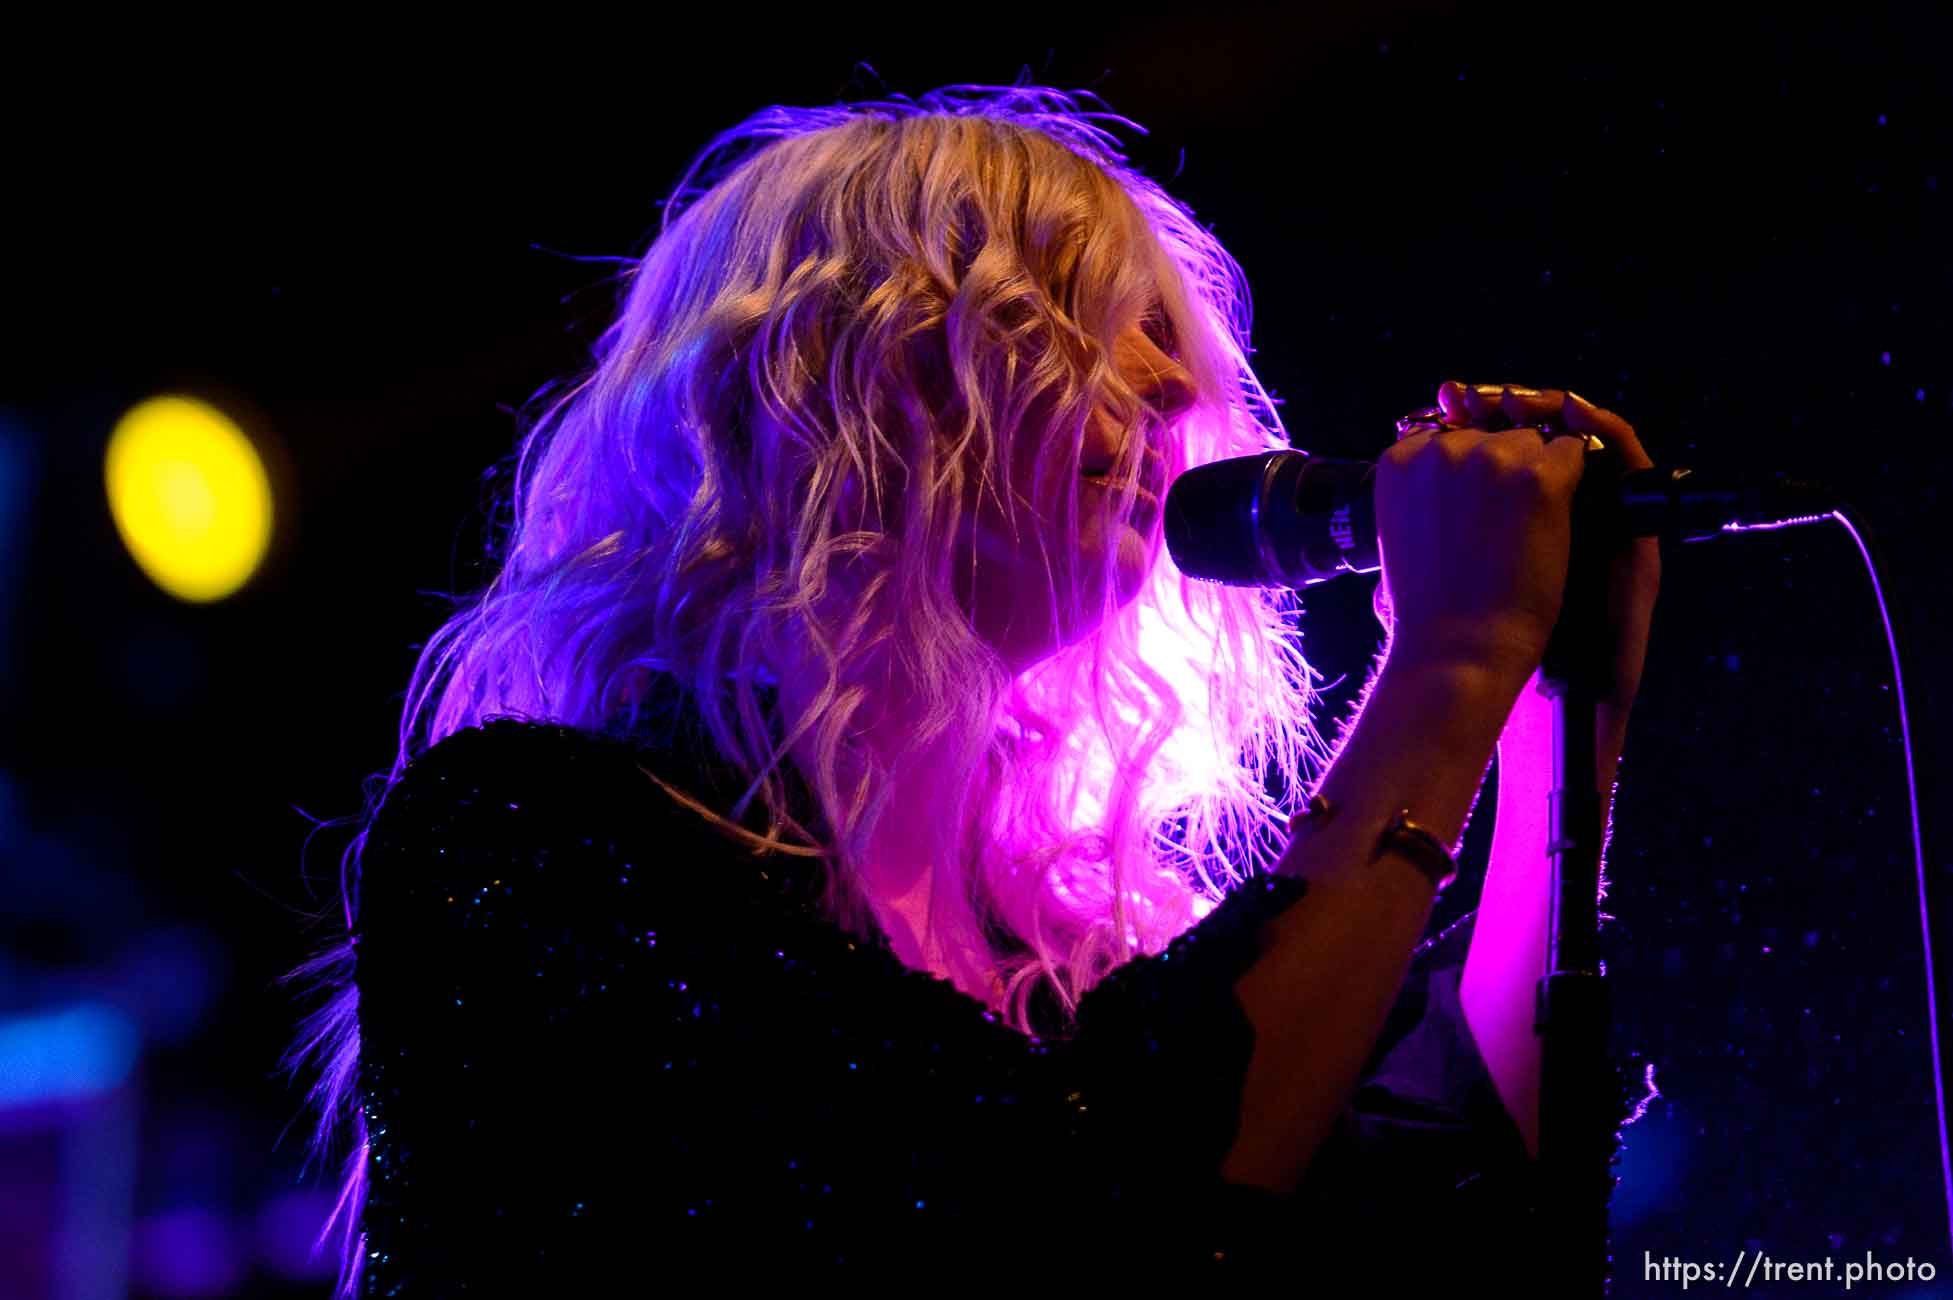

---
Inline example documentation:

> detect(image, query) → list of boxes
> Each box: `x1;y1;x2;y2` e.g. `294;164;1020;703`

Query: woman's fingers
1497;385;1554;430
1430;381;1560;434
1433;381;1656;475
1437;380;1475;426
1558;390;1654;472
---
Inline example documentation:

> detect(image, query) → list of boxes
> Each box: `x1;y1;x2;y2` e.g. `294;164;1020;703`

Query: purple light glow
254;1188;338;1281
135;1208;247;1297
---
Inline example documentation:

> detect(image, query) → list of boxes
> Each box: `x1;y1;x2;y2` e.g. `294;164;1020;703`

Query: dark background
5;6;1950;1295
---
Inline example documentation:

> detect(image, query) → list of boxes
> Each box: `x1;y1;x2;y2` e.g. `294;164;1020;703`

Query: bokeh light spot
104;395;273;603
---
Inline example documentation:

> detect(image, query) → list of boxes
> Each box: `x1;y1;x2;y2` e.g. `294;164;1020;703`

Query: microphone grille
1163;453;1283;585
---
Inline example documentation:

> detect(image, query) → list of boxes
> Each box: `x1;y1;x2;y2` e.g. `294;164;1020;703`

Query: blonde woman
286;85;1657;1289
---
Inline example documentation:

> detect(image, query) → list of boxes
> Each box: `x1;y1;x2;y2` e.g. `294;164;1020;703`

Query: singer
286;85;1658;1291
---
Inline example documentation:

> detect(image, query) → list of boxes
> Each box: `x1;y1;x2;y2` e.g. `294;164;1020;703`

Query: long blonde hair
284;83;1329;1297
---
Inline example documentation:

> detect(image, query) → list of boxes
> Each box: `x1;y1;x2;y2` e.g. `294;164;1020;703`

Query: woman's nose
1118;326;1197;420
1150;365;1197;421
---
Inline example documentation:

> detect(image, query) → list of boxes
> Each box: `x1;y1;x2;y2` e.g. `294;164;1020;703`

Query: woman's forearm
1460;673;1629;1159
1222;652;1528;1194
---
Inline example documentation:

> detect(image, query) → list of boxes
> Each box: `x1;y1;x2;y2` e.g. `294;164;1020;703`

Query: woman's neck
768;638;1015;1005
773;665;948;962
866;861;940;974
840;736;954;976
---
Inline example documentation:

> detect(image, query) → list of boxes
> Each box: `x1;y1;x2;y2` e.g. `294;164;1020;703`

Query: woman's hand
1372;391;1593;696
1433;382;1662;738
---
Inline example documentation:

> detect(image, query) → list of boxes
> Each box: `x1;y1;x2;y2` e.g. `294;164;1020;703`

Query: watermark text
1646;1249;1939;1290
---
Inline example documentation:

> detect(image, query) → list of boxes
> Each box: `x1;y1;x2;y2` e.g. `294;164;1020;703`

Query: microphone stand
1532;452;1625;1292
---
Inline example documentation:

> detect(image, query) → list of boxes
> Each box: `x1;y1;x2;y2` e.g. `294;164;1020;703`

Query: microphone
1163;449;1841;587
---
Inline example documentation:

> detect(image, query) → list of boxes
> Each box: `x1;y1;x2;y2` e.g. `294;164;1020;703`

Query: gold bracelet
1288;794;1458;893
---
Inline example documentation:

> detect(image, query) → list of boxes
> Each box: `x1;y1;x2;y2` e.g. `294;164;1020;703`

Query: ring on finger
1536;425;1608;452
1394;406;1445;435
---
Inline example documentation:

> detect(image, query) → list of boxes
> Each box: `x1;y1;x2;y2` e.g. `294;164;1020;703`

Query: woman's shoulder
384;714;641;790
364;719;662;856
381;715;654;795
361;715;826;922
373;709;798;834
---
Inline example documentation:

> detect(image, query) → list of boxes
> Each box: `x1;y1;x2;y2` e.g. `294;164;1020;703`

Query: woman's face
953;321;1197;675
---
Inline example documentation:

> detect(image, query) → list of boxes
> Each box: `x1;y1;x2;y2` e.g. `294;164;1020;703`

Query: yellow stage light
105;395;274;603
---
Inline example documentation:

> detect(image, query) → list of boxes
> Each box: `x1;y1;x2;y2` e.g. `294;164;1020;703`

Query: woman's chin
1113;524;1157;605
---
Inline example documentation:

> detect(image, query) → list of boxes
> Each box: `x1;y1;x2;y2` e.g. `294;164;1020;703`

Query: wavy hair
282;83;1330;1297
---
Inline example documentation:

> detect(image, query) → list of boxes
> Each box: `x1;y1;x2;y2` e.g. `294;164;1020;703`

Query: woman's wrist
1285;650;1524;887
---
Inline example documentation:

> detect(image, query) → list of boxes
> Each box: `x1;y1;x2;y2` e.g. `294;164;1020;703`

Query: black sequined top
353;685;1645;1290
